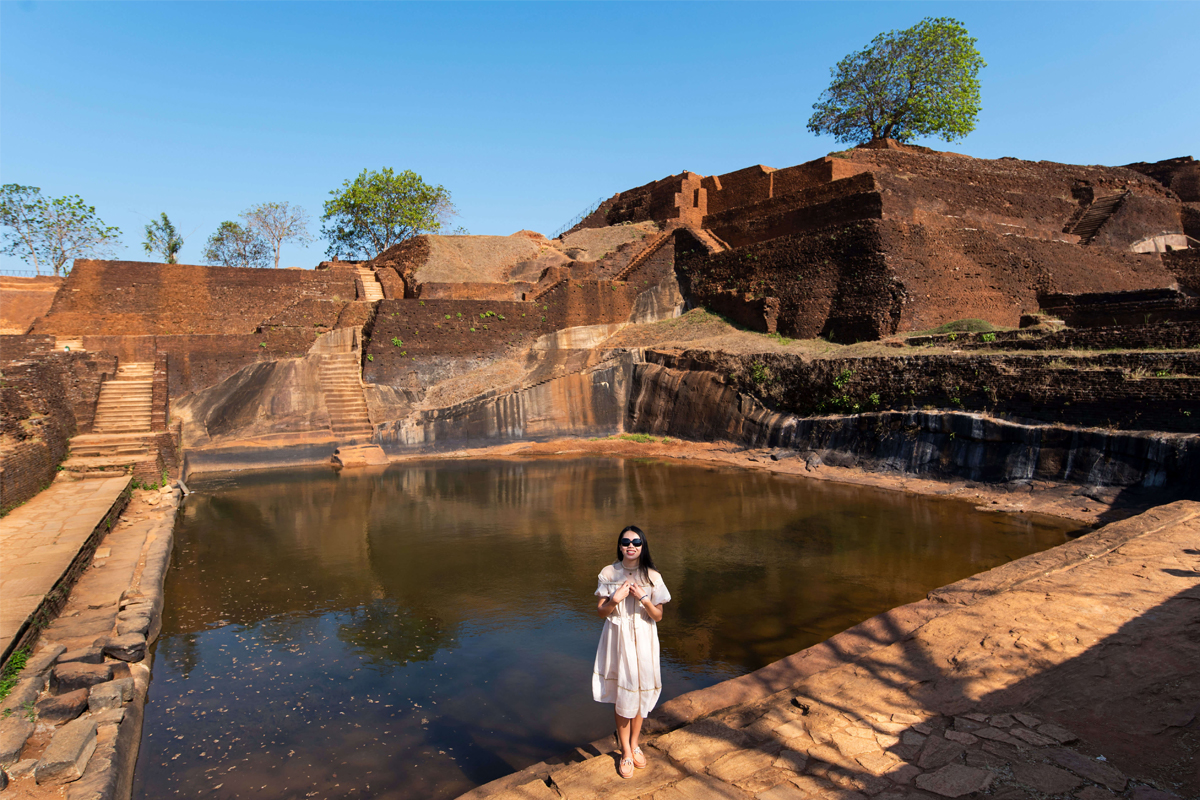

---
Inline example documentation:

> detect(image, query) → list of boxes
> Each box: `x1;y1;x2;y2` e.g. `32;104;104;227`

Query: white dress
592;562;672;719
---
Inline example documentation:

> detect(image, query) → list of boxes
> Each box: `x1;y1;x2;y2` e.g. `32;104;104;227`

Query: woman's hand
611;580;632;603
628;582;646;601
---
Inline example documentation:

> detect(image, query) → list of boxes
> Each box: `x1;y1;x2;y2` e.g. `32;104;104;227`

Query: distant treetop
321;168;457;261
807;17;986;145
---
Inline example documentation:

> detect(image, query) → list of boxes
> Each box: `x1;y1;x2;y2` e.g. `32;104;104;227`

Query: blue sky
2;1;1198;271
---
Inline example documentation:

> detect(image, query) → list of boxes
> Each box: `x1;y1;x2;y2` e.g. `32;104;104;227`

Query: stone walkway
0;476;130;660
463;501;1200;800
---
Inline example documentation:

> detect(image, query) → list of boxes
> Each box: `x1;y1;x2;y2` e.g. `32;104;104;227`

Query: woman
593;524;671;778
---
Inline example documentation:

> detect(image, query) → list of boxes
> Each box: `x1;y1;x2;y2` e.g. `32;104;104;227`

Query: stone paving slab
466;501;1200;799
0;476;130;659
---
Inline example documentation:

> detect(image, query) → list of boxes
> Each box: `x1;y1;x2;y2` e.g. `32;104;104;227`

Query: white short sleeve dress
592;562;672;719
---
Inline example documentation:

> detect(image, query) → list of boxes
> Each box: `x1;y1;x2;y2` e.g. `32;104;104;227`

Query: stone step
62;455;151;471
92;425;153;434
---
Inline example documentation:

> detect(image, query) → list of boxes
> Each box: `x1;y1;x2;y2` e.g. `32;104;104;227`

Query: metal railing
1;268;45;276
551;196;607;239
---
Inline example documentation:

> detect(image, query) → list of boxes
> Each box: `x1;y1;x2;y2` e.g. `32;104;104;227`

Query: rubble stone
34;717;97;785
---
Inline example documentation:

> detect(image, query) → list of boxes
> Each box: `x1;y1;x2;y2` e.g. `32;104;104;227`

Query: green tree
1;184;121;276
143;212;184;263
807;17;985;145
321;168;457;260
241;201;312;269
203;221;272;268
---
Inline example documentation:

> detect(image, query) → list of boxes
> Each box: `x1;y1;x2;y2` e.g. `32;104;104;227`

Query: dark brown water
134;457;1079;799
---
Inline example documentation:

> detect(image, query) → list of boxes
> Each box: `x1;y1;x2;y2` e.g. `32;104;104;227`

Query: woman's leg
629;714;644;750
615;711;633;759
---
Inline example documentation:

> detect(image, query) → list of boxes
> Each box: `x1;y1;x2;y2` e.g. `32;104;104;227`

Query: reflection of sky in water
135;458;1077;799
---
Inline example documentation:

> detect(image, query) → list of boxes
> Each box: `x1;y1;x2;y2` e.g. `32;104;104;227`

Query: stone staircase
320;353;374;441
1070;192;1128;244
613;230;673;282
62;363;156;477
356;267;384;301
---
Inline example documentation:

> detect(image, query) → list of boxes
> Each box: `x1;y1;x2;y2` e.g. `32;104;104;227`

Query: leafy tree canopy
241;201;312;269
204;221;271;269
807;17;985;145
143;212;184;264
1;184;121;276
321;168;457;261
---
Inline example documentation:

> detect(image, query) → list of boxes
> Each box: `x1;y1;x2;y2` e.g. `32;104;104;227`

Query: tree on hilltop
1;184;121;276
143;212;185;264
321;168;457;261
242;201;312;269
807;17;985;145
203;221;272;269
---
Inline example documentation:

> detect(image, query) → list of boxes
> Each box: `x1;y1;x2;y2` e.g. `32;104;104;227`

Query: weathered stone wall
0;275;63;334
0;340;113;510
76;331;319;399
627;356;1200;491
641;348;1200;434
32;260;358;336
373;357;633;454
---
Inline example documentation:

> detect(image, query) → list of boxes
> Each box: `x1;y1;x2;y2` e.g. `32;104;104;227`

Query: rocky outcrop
627;358;1200;492
374;354;635;453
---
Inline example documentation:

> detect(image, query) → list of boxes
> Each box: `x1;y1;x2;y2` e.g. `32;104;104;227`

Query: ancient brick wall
678;221;894;341
703;173;882;249
1164;249;1200;293
0;346;113;509
1090;193;1184;250
32;260;358;336
0;276;63;334
418;282;531;301
364;299;549;388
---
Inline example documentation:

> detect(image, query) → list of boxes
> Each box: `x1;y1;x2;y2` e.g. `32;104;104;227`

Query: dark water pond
134;457;1079;799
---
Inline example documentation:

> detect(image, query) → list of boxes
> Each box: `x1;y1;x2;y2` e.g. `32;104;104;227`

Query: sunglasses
619;538;643;547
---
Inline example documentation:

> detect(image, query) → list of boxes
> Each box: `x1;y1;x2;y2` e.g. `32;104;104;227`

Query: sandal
618;757;634;779
631;746;647;769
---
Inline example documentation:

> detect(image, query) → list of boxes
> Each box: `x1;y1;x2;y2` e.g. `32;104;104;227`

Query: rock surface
35;716;97;785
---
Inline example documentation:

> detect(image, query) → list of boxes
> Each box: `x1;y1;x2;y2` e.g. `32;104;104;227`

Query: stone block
87;678;133;713
36;689;90;725
58;646;105;665
116;611;151;637
8;758;37;778
771;749;807;776
1075;788;1115;800
35;716;97;785
1011;712;1042;728
885;763;920;785
943;730;978;745
549;748;685;800
92;707;125;727
0;716;35;766
1011;762;1082;794
914;764;993;797
1128;788;1180;800
1037;723;1079;744
755;783;811;800
1008;727;1055;747
1049;749;1127;792
917;735;965;769
103;633;146;662
50;663;112;695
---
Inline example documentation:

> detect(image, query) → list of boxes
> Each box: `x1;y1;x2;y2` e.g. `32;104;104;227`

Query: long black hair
615;525;657;586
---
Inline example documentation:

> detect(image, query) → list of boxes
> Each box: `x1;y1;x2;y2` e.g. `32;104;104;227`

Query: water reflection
135;457;1076;799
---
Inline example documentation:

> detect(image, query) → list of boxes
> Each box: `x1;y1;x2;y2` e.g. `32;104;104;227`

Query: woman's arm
628;583;664;622
597;580;630;617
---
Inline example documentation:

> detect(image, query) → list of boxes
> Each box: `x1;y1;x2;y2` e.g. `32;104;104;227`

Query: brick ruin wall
1;338;115;510
0;276;63;334
32;260;359;336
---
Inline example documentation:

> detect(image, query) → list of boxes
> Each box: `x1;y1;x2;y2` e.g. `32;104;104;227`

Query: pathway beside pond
0;476;130;660
464;501;1200;800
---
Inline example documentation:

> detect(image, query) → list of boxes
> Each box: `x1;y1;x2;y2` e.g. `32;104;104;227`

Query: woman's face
619;532;644;562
